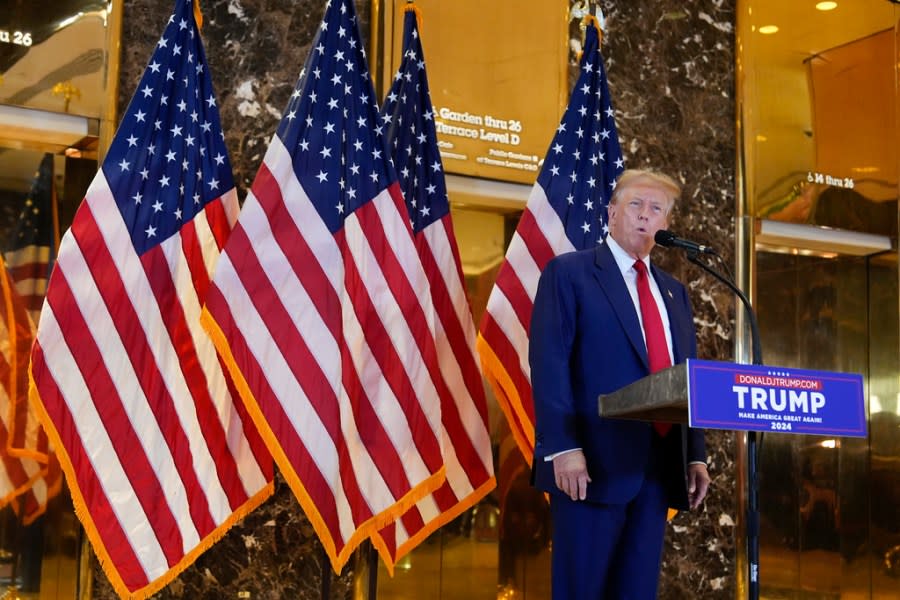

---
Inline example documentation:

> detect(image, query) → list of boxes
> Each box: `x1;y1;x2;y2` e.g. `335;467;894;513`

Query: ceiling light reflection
58;12;84;30
815;1;838;11
759;25;779;34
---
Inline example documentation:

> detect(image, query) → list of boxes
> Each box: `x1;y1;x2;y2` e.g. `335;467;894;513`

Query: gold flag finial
572;5;604;62
583;8;604;46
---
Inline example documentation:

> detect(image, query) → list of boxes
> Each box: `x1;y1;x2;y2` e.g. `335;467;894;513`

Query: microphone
654;230;717;255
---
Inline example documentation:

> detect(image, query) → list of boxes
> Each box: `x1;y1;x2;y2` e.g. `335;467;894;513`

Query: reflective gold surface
755;251;865;598
0;2;119;599
750;249;900;598
739;1;896;222
373;451;552;600
98;0;122;163
0;1;112;118
0;149;93;598
373;0;568;185
867;252;900;598
739;2;900;598
0;493;80;600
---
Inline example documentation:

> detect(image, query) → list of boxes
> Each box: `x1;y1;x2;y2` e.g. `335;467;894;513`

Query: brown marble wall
98;0;738;598
595;1;738;598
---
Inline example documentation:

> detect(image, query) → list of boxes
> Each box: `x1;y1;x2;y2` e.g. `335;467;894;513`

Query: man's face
607;183;671;259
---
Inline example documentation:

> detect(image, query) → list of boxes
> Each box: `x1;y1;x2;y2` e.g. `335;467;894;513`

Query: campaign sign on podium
687;359;867;437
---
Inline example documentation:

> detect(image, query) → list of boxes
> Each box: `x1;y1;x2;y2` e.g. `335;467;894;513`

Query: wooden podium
598;359;865;438
597;358;867;600
598;363;689;424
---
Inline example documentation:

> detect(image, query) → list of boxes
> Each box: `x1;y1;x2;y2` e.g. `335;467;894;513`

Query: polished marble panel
596;1;737;597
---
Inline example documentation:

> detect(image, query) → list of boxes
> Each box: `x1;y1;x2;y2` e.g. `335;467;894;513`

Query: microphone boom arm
683;249;763;600
685;251;762;366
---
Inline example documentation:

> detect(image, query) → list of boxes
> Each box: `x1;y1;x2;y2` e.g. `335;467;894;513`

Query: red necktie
633;260;672;436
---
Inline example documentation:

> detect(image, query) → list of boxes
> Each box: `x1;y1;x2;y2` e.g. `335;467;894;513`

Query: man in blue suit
530;169;710;599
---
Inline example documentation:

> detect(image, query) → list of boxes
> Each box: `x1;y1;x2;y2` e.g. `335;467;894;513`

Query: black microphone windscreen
654;230;676;246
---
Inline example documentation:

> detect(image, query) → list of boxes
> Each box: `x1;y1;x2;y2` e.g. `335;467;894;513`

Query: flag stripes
204;127;447;569
32;177;273;595
1;186;55;527
3;248;50;316
28;2;273;596
204;0;460;572
1;261;45;463
372;6;495;566
4;152;54;324
478;187;577;458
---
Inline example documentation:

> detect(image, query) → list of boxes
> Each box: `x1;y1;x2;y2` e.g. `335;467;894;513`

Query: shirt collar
606;234;651;277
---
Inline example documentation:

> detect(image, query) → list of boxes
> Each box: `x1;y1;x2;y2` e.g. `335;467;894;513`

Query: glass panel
1;1;112;119
376;0;568;185
0;145;92;599
742;1;897;238
1;4;121;599
740;2;900;596
752;248;900;597
755;250;871;598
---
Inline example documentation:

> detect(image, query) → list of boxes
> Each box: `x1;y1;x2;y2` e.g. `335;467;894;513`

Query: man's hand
687;463;711;509
553;450;591;501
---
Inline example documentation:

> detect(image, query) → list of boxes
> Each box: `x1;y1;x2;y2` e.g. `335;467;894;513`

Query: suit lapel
592;244;649;370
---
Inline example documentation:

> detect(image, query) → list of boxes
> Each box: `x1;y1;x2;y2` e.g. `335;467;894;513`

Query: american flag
3;152;55;325
28;1;274;597
371;7;495;567
202;0;445;573
0;255;54;524
476;21;624;461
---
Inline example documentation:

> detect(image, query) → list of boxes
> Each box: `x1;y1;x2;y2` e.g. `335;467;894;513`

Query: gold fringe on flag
194;0;204;30
403;2;423;32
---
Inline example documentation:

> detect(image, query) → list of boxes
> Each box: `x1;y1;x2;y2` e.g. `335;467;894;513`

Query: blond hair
610;169;681;212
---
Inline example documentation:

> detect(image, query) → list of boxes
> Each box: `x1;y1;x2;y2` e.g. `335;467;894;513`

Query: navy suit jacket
530;243;705;510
